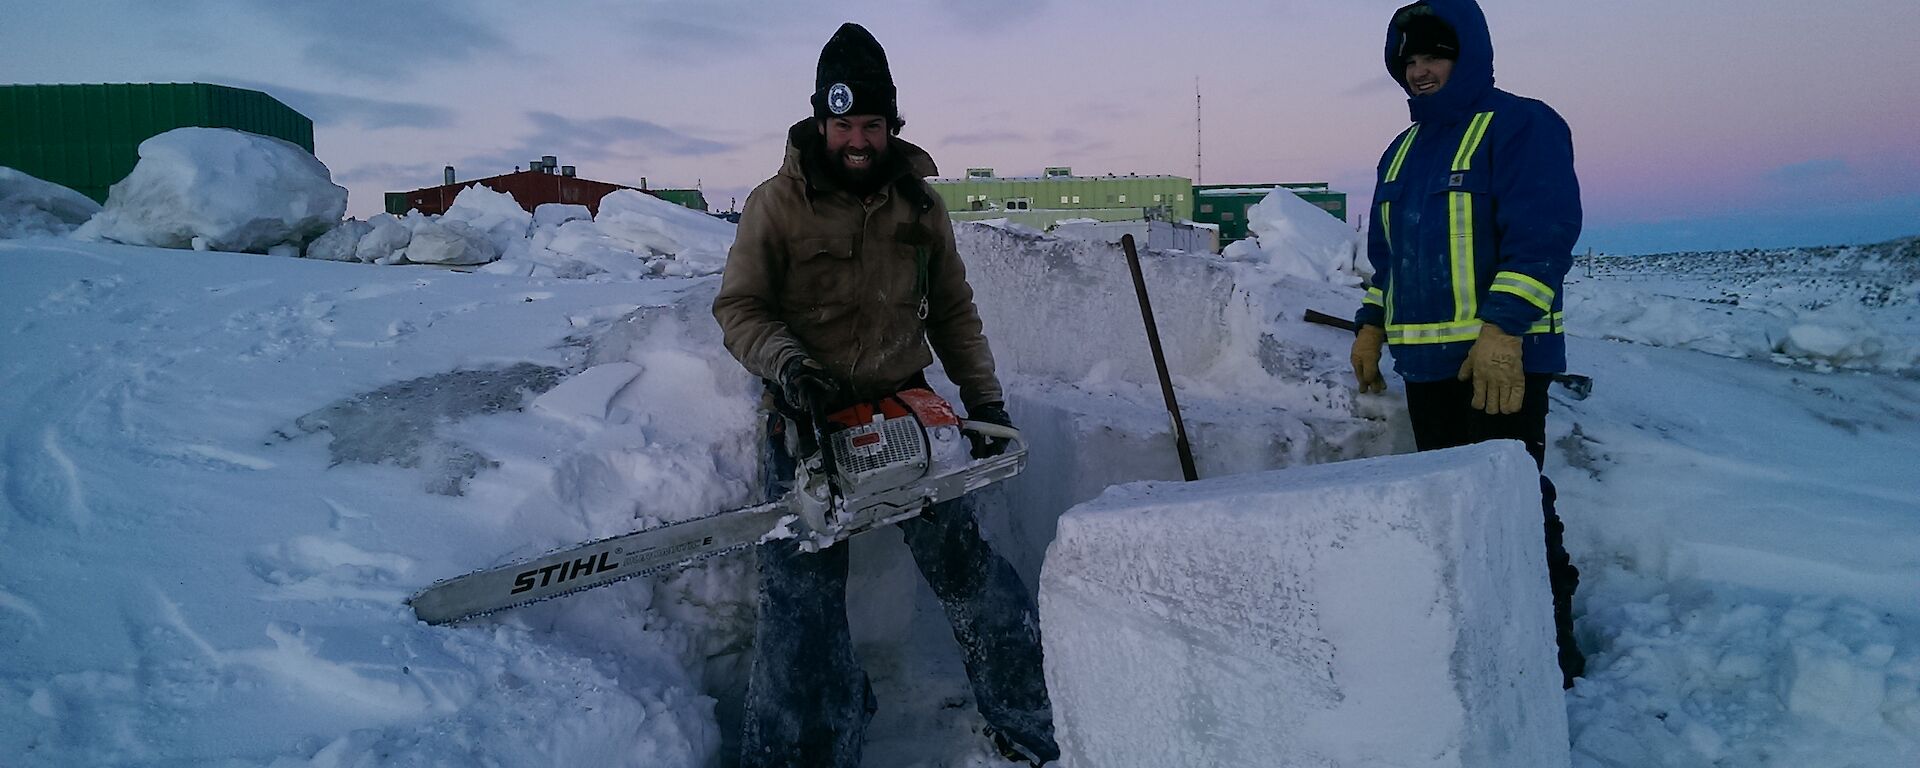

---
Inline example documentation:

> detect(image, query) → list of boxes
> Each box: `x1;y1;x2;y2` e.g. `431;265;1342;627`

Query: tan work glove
1350;324;1387;394
1458;323;1525;415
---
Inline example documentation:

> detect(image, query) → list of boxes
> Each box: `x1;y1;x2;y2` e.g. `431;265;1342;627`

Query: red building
385;159;655;217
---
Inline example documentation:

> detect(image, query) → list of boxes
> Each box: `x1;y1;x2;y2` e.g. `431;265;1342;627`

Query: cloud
941;130;1028;146
433;111;743;182
227;1;514;81
334;161;448;186
1048;128;1112;156
521;111;737;160
213;79;455;130
1766;157;1851;185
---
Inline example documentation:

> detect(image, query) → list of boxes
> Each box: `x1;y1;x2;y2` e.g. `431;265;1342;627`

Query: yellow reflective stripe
1528;311;1565;335
1491;272;1555;312
1384;125;1419;182
1386;319;1484;345
1444;112;1494;324
1379;201;1392;253
1452;112;1494;172
1387;313;1565;345
1363;286;1385;307
1449;191;1475;321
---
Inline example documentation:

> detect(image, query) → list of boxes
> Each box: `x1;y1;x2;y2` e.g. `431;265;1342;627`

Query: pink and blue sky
5;0;1915;254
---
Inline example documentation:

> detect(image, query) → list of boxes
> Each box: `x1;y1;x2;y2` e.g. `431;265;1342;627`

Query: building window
1177;193;1185;201
1007;198;1031;211
1118;194;1127;203
1199;203;1214;213
1060;195;1070;205
1221;212;1235;221
1153;194;1163;202
965;194;977;203
1072;195;1081;204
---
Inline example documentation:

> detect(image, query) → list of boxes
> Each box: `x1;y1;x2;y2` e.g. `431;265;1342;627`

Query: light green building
927;167;1193;230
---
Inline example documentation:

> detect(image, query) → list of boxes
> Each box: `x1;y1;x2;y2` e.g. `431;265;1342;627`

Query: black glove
966;402;1014;459
777;356;842;416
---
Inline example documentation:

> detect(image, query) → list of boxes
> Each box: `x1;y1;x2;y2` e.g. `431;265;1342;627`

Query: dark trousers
739;414;1059;767
1405;374;1586;688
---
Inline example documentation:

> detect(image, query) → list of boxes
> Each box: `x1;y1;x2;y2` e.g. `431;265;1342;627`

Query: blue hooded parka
1356;0;1580;382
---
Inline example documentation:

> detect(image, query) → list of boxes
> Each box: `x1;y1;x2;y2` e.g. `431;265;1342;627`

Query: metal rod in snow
1121;234;1199;482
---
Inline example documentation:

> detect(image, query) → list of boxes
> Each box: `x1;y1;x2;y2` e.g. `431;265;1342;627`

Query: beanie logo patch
827;83;854;115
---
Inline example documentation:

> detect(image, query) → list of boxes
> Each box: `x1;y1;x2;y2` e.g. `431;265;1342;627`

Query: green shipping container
1193;183;1348;246
0;83;315;203
652;188;709;212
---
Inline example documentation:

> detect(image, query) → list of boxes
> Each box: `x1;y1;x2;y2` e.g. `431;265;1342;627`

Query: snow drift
0;166;102;238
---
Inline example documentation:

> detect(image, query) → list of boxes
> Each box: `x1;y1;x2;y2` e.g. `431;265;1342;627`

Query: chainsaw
407;388;1025;624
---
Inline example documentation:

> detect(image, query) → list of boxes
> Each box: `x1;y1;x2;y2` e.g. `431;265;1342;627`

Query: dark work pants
739;414;1059;767
1405;374;1586;688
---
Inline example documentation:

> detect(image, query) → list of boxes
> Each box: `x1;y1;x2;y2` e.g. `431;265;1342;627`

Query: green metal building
928;168;1193;229
0;83;314;203
1192;183;1349;246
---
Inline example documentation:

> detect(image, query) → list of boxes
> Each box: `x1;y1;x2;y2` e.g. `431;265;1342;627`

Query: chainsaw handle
960;420;1025;457
960;420;1020;441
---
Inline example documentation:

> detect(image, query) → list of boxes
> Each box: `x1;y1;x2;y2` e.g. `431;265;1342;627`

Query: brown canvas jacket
713;119;1002;409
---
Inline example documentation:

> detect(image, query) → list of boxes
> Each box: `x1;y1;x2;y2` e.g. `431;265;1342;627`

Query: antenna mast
1194;77;1203;184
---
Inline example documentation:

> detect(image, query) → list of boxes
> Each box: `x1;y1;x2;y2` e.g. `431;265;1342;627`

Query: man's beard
826;144;894;197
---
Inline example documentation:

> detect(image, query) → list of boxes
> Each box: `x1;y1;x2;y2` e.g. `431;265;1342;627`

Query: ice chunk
307;219;373;262
1040;440;1568;767
531;362;643;427
533;202;592;230
403;217;499;266
443;185;532;254
0;166;102;238
354;213;412;263
592;189;734;276
70;127;346;252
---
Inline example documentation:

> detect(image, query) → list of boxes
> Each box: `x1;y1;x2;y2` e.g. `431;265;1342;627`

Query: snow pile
71;127;346;253
1041;441;1568;767
576;190;735;277
1218;187;1366;286
1570;238;1920;373
0;166;102;238
440;185;532;256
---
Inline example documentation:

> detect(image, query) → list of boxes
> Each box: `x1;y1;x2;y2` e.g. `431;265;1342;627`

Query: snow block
71;127;346;252
1039;440;1569;768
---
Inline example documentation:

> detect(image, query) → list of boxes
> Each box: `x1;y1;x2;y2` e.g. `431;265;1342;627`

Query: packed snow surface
1;166;1916;767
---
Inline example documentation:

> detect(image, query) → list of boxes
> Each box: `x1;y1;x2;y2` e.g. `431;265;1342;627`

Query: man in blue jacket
1349;0;1586;687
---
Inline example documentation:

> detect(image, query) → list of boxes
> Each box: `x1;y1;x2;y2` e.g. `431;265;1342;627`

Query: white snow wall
1040;440;1571;767
945;223;1402;588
